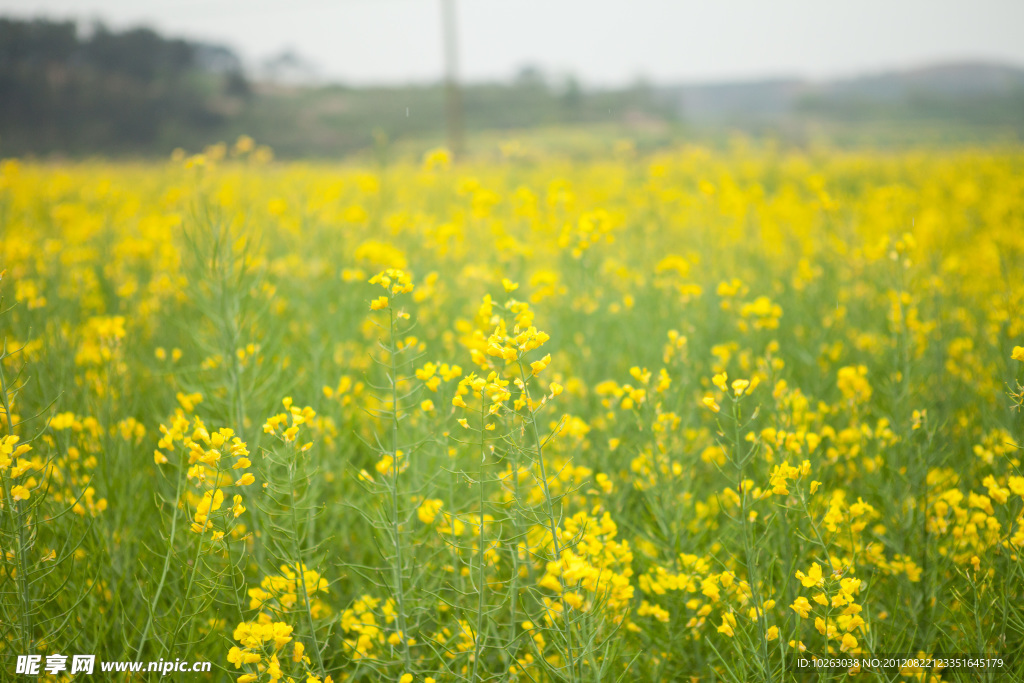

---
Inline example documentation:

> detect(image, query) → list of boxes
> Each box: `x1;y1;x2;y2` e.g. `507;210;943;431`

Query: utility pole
440;0;464;158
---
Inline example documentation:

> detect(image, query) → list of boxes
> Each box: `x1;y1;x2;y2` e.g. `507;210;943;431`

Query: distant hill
1;15;1020;159
659;62;1024;140
657;78;803;124
822;62;1024;99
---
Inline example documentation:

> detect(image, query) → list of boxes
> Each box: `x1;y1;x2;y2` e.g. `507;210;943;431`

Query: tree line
0;18;249;156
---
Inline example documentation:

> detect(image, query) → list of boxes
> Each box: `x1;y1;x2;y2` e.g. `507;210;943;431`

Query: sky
2;0;1023;86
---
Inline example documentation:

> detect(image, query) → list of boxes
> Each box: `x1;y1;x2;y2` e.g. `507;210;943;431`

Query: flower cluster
154;413;253;537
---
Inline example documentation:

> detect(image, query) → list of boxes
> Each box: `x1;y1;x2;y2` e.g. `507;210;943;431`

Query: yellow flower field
1;141;1024;681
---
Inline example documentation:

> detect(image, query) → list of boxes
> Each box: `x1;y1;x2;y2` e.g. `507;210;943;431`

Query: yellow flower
272;621;293;648
399;675;414;683
1009;476;1024;496
418;498;443;524
712;372;728;391
1012;346;1024;361
420;399;435;412
702;396;720;413
235;473;256;486
844;615;866;632
716;612;736;637
502;278;519;292
422;147;451;171
796;563;822;588
11;485;30;501
840;632;858;652
790;596;811;618
370;296;389;311
228;647;261;668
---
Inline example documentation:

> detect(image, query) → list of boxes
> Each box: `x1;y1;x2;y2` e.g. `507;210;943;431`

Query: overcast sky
2;0;1023;86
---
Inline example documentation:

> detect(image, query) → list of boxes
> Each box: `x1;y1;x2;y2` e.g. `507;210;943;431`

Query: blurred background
1;0;1022;159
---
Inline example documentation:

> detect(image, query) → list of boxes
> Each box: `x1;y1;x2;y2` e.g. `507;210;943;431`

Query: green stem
166;458;226;658
289;455;326;675
387;307;413;669
472;401;488;681
164;518;207;658
731;400;773;683
517;360;577;683
134;462;186;658
0;355;33;652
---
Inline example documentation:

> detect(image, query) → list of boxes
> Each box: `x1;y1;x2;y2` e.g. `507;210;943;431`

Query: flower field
2;141;1024;681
